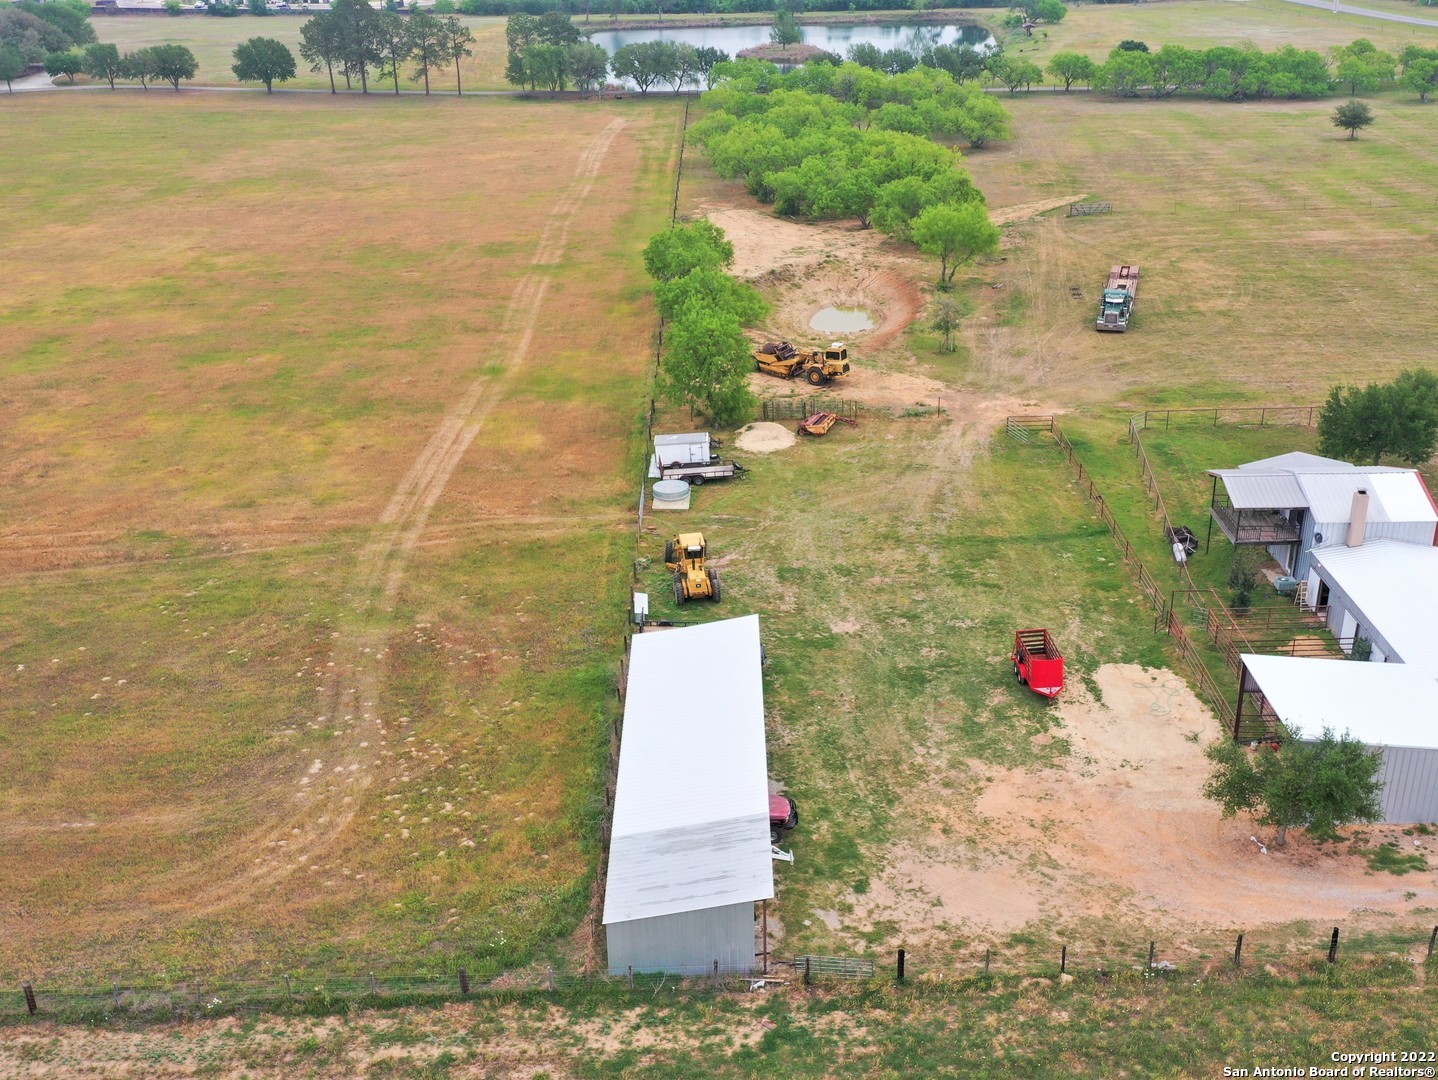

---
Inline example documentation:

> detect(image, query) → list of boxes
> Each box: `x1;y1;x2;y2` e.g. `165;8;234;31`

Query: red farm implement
1012;629;1065;699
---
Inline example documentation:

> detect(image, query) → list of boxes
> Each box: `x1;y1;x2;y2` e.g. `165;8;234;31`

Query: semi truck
1096;265;1139;332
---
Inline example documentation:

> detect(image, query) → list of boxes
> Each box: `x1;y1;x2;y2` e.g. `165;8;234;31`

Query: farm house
1206;453;1438;582
603;615;773;976
1236;654;1438;824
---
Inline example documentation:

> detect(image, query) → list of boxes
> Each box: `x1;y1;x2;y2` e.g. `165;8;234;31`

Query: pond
810;306;876;334
587;22;995;69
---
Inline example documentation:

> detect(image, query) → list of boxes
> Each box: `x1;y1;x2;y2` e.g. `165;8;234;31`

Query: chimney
1346;489;1369;548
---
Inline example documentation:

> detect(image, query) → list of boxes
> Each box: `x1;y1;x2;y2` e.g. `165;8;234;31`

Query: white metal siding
606;902;757;975
1376;747;1438;824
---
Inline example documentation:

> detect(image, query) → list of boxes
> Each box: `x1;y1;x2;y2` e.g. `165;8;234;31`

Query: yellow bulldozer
664;532;721;605
753;341;852;387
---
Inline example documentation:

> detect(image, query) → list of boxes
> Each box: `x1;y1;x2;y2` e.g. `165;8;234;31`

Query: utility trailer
656;458;747;485
1012;629;1065;699
1096;265;1139;332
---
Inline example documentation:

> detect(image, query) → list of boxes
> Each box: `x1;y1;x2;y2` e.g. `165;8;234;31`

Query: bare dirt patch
850;664;1435;942
988;194;1088;226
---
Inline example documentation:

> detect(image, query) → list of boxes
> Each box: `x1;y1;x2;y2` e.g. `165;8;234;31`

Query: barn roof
1240;654;1438;749
603;615;774;926
1209;453;1436;522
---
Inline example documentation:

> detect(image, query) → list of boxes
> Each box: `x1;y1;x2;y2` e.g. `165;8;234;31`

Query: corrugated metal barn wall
606;902;757;976
1376;747;1438;824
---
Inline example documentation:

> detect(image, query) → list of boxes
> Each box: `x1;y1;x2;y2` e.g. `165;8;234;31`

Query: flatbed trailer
656;458;747;485
1096;265;1139;332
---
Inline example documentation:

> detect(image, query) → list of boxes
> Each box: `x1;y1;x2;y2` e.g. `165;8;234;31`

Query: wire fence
12;924;1438;1023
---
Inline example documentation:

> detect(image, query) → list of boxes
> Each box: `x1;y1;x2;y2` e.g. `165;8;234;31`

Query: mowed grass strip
0;93;683;980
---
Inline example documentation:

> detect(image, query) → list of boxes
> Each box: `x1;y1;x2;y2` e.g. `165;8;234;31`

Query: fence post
547;965;555;993
1147;942;1155;973
284;974;293;1002
896;949;905;984
369;972;377;996
23;983;36;1016
459;968;470;996
627;965;634;990
803;957;811;987
984;948;991;975
1060;946;1067;976
712;960;719;989
1234;933;1244;969
1428;926;1438;959
1327;927;1340;965
113;981;121;1009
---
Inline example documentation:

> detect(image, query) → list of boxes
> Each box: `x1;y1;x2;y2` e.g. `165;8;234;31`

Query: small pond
587;23;995;74
810;306;876;334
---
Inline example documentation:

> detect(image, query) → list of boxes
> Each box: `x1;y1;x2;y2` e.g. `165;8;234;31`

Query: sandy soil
735;422;797;454
848;664;1437;942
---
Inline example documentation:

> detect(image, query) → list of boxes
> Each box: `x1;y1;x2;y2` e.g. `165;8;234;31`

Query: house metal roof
602;615;774;926
1311;540;1438;680
1209;453;1436;522
1240;653;1438;750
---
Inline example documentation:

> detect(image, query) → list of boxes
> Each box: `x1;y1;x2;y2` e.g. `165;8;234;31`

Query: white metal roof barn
603;615;773;976
1238;654;1438;824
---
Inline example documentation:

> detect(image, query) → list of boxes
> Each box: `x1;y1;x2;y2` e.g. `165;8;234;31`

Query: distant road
1276;0;1438;27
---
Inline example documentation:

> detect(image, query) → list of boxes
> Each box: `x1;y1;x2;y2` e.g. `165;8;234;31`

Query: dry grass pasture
0;92;682;980
83;14;511;91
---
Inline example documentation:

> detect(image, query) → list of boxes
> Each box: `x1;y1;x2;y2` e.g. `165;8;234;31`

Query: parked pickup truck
656;457;747;485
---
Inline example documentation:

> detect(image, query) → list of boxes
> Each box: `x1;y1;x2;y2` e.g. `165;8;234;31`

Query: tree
83;41;122;89
149;43;197;90
654;267;767;324
611;40;678;95
0;44;24;93
1203;730;1383;848
232;36;295;92
299;11;344;93
16;0;94;49
659;307;757;428
568;41;607;94
991;56;1042;94
373;10;411;94
847;42;883;71
1033;0;1066;23
440;16;474;95
1095;48;1154;97
406;9;445;95
694;46;728;90
671;42;699;91
164;0;184;14
770;5;800;48
930;295;964;352
44;49;82;82
1116;39;1149;53
1227;547;1262;610
330;0;382;94
956;93;1011;149
1332;98;1374;139
1332;39;1395;94
912;201;1000;286
120;48;154;90
1399;56;1438;102
1317;369;1438;466
247;0;269;15
1046;50;1095;92
642;220;734;283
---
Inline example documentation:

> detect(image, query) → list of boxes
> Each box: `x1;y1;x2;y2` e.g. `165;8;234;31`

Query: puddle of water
810;306;875;333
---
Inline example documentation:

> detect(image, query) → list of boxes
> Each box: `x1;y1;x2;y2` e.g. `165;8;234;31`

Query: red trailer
1012;629;1065;699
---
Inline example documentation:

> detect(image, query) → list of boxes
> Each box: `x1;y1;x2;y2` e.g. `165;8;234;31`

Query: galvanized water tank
652;479;689;503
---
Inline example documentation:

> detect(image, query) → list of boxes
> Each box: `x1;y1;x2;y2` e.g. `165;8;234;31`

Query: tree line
0;0;93;91
1042;39;1438;102
642;221;764;427
451;0;999;16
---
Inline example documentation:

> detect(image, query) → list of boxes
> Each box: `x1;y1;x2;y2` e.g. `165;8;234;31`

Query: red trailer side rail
1012;628;1065;699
